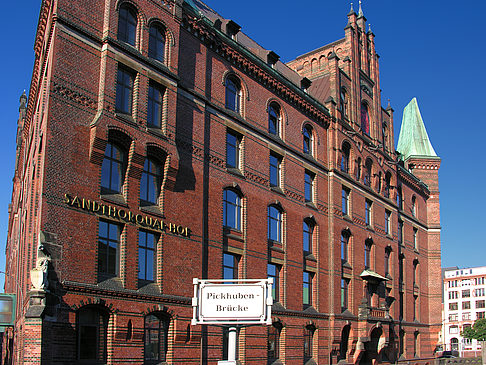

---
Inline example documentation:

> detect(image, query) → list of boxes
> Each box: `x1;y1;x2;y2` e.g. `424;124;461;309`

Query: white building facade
442;266;486;357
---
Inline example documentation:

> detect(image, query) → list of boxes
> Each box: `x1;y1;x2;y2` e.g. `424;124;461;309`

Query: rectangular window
463;289;471;298
147;82;165;128
448;291;458;300
269;153;281;188
342;187;350;216
138;231;157;282
303;271;313;307
449;326;458;334
449;313;458;321
475;277;485;285
98;221;120;278
398;220;403;245
462;301;471;310
463;312;471;320
449;302;458;311
226;130;241;169
476;300;485;309
267;263;280;302
223;253;239;280
365;199;372;226
478;312;485;319
304;171;314;203
385;210;391;235
304;326;313;359
116;66;134;114
341;278;349;312
475;288;485;297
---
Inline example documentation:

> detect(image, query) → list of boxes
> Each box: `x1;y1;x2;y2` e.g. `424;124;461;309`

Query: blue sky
0;0;484;280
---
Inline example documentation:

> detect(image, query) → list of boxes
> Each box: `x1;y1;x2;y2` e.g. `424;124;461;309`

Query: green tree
462;318;486;341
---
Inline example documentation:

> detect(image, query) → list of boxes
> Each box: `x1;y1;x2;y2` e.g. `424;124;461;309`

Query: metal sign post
192;278;273;364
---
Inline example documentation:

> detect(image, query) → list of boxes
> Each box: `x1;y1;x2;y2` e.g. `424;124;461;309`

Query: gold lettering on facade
63;194;190;237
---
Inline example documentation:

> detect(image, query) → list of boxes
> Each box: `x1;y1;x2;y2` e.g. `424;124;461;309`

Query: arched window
360;102;370;135
225;75;241;113
303;219;314;255
338;325;351;361
223;188;242;231
268;102;281;136
396;186;403;209
364;240;373;270
148;24;166;63
377;171;382;193
117;4;137;46
341;230;350;263
140;157;163;205
363;158;372;187
303;125;313;155
451;337;459;351
339;88;347;117
304;324;315;360
144;313;170;363
77;306;109;361
101;142;126;194
267;322;282;362
384;172;391;198
355;157;362;181
382;123;388;150
268;205;282;243
385;247;392;276
341;142;351;173
411;195;417;217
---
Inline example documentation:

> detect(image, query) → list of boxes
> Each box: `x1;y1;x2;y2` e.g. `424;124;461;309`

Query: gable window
225;76;241;113
303;125;313;155
226;130;241;169
304;170;314;203
147;82;165;128
268;102;281;136
148;24;166;63
268;205;282;243
98;220;120;278
77;306;109;361
144;313;170;363
101;142;126;194
269;153;281;188
138;230;157;283
116;66;134;115
117;4;137;46
303;219;314;255
341;142;351;173
360;102;370;135
223;188;242;231
140;157;163;205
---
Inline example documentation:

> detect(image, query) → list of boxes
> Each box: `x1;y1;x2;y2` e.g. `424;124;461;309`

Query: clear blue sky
0;1;484;280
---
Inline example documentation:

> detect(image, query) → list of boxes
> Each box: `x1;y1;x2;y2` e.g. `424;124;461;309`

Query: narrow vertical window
148;24;166;62
411;196;417;217
342;187;350;216
303;220;314;255
384;248;391;276
341;142;350;173
341;231;349;263
77;307;109;361
101;142;126;194
269;153;281;188
364;241;372;270
355;157;362;181
138;231;157;283
303;125;313;155
98;221;120;277
223;253;238;280
147;82;165;128
226;130;240;169
267;263;279;302
384;172;391;198
304;170;314;202
225;76;241;113
339;88;347;117
268;103;280;136
140;158;162;205
267;323;281;362
303;271;313;307
398;220;403;245
364;159;372;187
267;205;282;243
360;102;370;135
413;228;418;250
341;278;349;312
365;199;372;226
304;325;314;360
396;186;403;209
223;189;241;231
117;4;137;46
116;67;134;114
144;314;169;362
385;210;391;235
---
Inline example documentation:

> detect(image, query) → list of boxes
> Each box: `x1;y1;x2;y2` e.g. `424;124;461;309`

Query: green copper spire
397;97;437;160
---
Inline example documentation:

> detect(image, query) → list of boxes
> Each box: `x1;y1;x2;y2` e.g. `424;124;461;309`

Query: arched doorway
338;325;351;362
359;327;383;365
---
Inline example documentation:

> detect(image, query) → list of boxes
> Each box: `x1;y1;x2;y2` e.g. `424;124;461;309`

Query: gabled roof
397;98;438;161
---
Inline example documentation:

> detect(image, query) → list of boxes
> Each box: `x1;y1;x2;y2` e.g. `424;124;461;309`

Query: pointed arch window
117;4;137;46
148;24;166;63
360;102;370;135
341;142;351;173
225;75;241;113
268;102;281;136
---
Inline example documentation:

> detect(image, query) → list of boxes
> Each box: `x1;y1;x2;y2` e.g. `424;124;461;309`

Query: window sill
137;281;161;294
305;201;318;210
268;240;284;253
386;233;393;240
115;112;137;127
227;167;245;178
343;214;352;223
146;126;167;139
100;192;128;207
304;252;317;262
270;186;285;196
139;204;164;218
366;225;374;232
342;261;352;270
224;231;244;242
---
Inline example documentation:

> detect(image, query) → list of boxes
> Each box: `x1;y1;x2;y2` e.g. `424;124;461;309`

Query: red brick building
3;0;442;364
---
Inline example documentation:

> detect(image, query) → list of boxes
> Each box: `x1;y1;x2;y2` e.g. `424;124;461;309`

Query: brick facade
3;0;441;364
